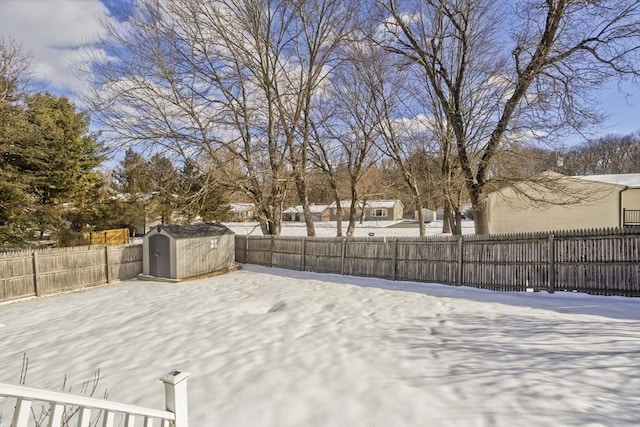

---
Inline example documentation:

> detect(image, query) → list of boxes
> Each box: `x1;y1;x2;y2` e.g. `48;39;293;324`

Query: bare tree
376;0;640;234
309;39;386;236
86;0;357;236
364;52;432;235
269;0;356;237
0;37;32;104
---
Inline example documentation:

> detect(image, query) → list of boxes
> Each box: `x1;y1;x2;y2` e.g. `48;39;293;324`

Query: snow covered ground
1;265;639;426
223;219;476;237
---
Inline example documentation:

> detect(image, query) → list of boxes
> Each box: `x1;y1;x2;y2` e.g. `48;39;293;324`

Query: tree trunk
414;195;426;237
453;209;463;236
294;173;316;237
334;195;343;237
470;190;489;235
442;202;452;233
346;186;359;236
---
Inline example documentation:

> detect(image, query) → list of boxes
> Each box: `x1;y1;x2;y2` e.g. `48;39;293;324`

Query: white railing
0;371;189;427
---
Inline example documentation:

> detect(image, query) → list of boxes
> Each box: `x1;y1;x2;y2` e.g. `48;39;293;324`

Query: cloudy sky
0;0;638;143
0;0;112;96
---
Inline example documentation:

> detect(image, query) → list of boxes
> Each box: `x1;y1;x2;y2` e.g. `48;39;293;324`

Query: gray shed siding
175;234;235;279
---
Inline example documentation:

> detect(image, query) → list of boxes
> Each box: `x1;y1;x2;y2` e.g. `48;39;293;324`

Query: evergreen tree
0;92;104;246
112;148;154;234
177;160;232;222
147;153;180;224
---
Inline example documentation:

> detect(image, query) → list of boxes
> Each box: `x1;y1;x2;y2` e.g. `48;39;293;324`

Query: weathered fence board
1;244;143;302
395;238;458;284
235;227;640;296
272;237;305;270
304;238;344;274
108;245;143;281
82;228;130;245
0;254;34;301
345;239;395;279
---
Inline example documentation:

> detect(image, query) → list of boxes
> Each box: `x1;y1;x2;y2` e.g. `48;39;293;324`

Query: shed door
149;234;171;278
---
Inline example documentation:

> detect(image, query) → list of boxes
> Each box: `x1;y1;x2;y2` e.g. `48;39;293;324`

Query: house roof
329;200;402;209
154;223;233;239
365;200;402;209
575;174;640;188
229;203;255;212
284;205;330;214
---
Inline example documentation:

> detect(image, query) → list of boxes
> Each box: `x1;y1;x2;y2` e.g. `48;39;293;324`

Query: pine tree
0;92;104;246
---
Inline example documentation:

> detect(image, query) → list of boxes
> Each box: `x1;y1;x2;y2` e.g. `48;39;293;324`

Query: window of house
372;208;387;217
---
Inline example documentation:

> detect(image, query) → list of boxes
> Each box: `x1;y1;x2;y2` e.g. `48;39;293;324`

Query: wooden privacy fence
0;244;143;302
82;228;130;245
235;228;640;296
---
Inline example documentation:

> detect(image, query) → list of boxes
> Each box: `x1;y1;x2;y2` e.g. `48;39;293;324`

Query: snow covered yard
1;265;639;426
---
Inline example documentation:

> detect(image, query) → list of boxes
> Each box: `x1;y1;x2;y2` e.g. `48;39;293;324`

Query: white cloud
0;0;110;97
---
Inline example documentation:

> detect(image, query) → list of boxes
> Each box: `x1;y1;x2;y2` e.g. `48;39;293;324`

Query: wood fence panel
0;252;34;301
36;247;106;295
0;244;144;302
304;238;343;274
108;245;143;281
554;230;640;295
234;236;247;263
82;228;130;246
272;238;304;270
462;235;549;291
344;239;394;279
244;237;272;266
395;238;458;284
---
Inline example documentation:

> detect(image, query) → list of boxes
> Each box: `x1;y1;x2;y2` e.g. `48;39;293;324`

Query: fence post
457;236;464;286
270;235;275;267
392;238;398;281
104;245;111;284
160;371;190;427
340;238;347;275
301;238;307;271
548;233;555;293
32;251;40;297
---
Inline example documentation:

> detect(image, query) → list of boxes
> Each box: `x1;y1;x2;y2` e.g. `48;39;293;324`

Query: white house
329;199;404;221
283;204;330;222
229;203;256;222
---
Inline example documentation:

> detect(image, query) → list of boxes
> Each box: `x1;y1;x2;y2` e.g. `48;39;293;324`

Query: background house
363;200;404;221
330;199;404;221
283;205;330;222
229;203;256;222
486;173;640;234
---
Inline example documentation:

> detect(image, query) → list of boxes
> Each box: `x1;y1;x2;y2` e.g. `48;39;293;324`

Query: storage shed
141;223;235;281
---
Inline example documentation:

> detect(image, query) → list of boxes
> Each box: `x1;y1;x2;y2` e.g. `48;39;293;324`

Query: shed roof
155;223;233;239
576;173;640;188
329;199;402;209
